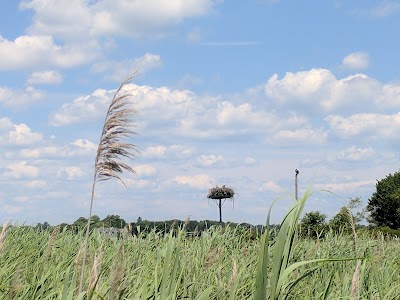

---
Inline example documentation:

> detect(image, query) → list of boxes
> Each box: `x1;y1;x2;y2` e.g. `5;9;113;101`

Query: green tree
329;207;352;233
367;170;400;229
299;211;327;238
101;215;126;228
72;217;88;229
330;197;365;233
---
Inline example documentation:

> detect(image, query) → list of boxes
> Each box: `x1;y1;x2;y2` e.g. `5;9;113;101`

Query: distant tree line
31;170;400;239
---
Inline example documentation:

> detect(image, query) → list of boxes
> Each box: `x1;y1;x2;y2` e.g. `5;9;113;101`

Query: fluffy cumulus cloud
50;82;314;143
314;180;375;193
49;89;114;126
259;181;282;193
1;0;218;71
25;179;47;188
139;145;195;165
3;161;39;179
265;68;400;113
267;128;328;145
336;146;375;161
27;70;63;85
0;35;98;71
173;174;214;189
12;139;97;159
325;113;400;140
20;0;219;39
216;102;277;128
8;124;43;145
91;53;162;81
142;146;167;158
197;154;224;166
0;85;44;108
135;164;157;178
341;52;369;70
57;166;85;180
0;118;42;145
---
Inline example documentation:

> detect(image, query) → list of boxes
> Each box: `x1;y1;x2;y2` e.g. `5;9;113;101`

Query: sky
0;0;399;226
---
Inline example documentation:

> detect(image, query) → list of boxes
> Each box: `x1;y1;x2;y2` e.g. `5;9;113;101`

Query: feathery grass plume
345;206;358;252
44;225;60;259
109;244;127;299
87;251;103;299
9;268;25;299
229;259;238;288
350;260;361;300
0;221;10;253
79;76;138;293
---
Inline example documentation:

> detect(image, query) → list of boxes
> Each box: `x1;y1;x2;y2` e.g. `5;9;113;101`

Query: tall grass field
1;195;399;299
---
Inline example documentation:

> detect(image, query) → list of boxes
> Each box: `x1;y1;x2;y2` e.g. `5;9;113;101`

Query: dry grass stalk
229;259;238;288
109;244;127;299
9;268;25;298
346;207;358;251
79;76;138;293
87;251;103;298
203;247;224;268
350;260;361;300
44;226;60;259
0;221;10;253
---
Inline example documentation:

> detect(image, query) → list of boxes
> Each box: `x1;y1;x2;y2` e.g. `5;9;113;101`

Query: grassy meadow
1;215;400;299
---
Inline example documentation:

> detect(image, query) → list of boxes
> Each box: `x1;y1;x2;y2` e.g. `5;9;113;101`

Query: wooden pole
219;199;222;223
295;169;299;200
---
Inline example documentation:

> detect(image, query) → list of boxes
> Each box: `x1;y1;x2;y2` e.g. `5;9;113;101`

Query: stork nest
207;185;235;200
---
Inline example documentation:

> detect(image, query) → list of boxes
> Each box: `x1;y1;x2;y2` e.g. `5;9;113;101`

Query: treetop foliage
367;170;400;229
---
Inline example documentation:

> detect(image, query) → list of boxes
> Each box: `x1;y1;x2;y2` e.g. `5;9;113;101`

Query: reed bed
0;221;399;299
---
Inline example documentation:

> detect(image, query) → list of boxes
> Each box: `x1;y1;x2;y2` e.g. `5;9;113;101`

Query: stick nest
207;185;235;200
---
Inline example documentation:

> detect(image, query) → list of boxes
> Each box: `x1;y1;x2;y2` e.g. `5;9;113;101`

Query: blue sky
1;0;399;226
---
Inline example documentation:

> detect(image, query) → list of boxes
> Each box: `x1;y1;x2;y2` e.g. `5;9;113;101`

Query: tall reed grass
0;209;399;299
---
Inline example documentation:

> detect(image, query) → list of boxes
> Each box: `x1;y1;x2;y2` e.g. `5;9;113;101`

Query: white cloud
0;119;42;146
244;157;257;165
265;68;400;113
142;146;167;158
217;101;275;127
57;166;85;180
49;88;113;126
314;180;375;193
0;35;97;71
14;139;96;159
9;124;43;145
70;139;97;153
125;179;154;189
197;154;224;166
336;146;375;161
91;53;162;81
27;70;63;85
341;52;369;70
20;0;219;39
174;174;214;189
259;181;282;193
268;128;328;145
325;113;400;139
25;180;47;188
3;205;23;215
135;165;157;177
0;85;45;108
4;161;39;178
169;145;196;157
370;1;400;17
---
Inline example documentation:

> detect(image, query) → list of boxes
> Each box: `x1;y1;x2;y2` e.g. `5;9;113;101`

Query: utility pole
295;169;299;200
